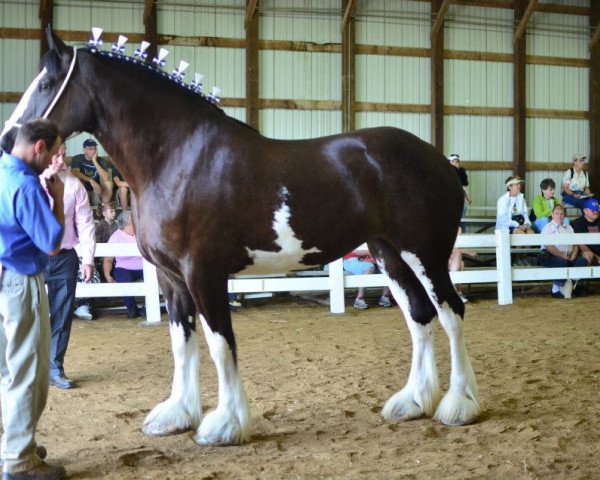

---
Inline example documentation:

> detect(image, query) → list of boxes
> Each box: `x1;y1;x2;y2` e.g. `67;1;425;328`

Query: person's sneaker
49;374;74;390
562;279;573;299
73;304;93;320
378;295;392;307
3;461;66;480
127;307;141;319
457;290;469;303
0;446;46;467
551;291;564;299
229;300;242;310
353;298;368;309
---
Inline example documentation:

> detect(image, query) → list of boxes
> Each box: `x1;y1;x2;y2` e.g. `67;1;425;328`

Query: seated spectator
448;227;477;303
112;167;131;210
70;138;113;206
73;202;118;320
103;211;145;319
496;175;534;266
336;249;392;309
532;178;569;232
561;154;594;212
572;197;600;265
538;205;587;299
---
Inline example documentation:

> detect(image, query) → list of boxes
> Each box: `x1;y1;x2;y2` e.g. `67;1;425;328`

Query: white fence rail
78;232;600;320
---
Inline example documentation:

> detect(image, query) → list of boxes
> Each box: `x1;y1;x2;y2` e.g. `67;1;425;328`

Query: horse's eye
40;83;51;92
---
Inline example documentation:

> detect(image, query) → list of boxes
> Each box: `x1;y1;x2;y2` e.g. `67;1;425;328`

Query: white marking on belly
242;199;321;274
1;68;47;140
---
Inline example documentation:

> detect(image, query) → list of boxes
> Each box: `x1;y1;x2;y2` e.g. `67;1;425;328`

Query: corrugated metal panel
355;0;430;48
526;118;589;162
260;50;340;101
468;170;512;211
223;107;246;123
260;110;340;139
528;8;589;58
159;0;244;38
54;0;144;33
0;39;40;92
526;64;588;110
1;0;40;29
260;0;340;43
355;55;430;104
445;5;513;54
445;59;512;107
355;112;430;143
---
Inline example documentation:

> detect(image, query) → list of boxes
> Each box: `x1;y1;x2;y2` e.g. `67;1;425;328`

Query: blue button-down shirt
0;152;63;275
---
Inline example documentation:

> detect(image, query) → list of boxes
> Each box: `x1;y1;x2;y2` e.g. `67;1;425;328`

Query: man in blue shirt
0;119;66;480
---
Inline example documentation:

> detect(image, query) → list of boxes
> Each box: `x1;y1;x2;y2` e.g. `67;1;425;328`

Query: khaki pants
0;269;49;473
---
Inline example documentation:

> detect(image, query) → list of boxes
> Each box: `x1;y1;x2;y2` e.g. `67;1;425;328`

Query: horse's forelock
40;48;64;77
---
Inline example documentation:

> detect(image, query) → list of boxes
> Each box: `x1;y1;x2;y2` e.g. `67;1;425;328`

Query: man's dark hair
539;178;556;191
13;118;60;151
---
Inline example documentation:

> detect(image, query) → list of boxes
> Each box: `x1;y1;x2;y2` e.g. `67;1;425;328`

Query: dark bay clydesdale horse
1;27;479;445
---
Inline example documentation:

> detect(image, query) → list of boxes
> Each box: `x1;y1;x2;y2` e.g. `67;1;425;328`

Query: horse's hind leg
369;240;442;421
400;250;480;426
142;270;202;436
190;271;251;445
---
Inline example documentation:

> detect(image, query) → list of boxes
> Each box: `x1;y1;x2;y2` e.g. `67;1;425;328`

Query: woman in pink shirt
103;210;144;318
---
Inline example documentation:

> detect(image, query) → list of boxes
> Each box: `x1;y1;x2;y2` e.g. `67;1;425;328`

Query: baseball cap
83;138;98;148
583;198;599;211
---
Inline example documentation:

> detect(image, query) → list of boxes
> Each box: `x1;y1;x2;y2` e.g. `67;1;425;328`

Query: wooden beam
39;0;53;58
245;0;258;30
245;0;259;128
513;0;537;45
342;0;356;132
513;0;527;181
143;0;157;63
431;0;445;152
431;0;452;40
341;0;357;33
591;24;600;51
590;3;600;198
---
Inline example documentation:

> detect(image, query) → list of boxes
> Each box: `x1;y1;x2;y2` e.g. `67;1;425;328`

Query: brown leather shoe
3;462;66;480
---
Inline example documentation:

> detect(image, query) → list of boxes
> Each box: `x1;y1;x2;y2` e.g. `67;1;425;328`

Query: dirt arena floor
12;290;600;479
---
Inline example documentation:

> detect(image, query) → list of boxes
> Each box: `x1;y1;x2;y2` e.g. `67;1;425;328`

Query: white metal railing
76;232;600;319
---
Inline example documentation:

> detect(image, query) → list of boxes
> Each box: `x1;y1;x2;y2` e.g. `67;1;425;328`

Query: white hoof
381;384;441;421
433;388;480;426
195;408;251;446
142;399;201;436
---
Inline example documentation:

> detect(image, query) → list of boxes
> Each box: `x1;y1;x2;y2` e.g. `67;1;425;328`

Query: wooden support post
39;0;54;58
590;4;600;194
513;0;527;180
431;0;445;152
143;0;158;63
341;0;356;132
246;0;259;129
513;0;538;45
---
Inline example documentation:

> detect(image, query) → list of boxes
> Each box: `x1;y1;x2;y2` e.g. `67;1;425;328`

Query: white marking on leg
1;68;47;140
378;264;440;420
197;315;251;445
398;251;480;425
142;322;202;435
242;191;321;274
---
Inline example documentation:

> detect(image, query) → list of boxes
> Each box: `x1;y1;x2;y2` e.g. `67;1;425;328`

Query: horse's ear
45;24;69;56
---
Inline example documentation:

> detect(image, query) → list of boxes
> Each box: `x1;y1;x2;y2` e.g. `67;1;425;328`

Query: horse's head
0;26;92;152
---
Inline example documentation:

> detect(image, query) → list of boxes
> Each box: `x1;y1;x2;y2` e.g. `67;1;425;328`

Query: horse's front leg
193;277;251;445
142;275;202;436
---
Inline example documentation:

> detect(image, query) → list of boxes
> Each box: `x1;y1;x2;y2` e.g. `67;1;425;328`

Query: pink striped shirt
43;169;96;265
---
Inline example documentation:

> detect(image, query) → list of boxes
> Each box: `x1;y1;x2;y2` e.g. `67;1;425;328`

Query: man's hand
89;179;102;194
45;172;64;203
81;264;94;283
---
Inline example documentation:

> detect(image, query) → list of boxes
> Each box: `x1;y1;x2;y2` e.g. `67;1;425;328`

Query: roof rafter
245;0;258;30
430;0;452;39
341;0;357;33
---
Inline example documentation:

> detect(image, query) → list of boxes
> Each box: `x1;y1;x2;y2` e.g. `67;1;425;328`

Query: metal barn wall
355;0;431;141
259;0;341;139
444;3;514;208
